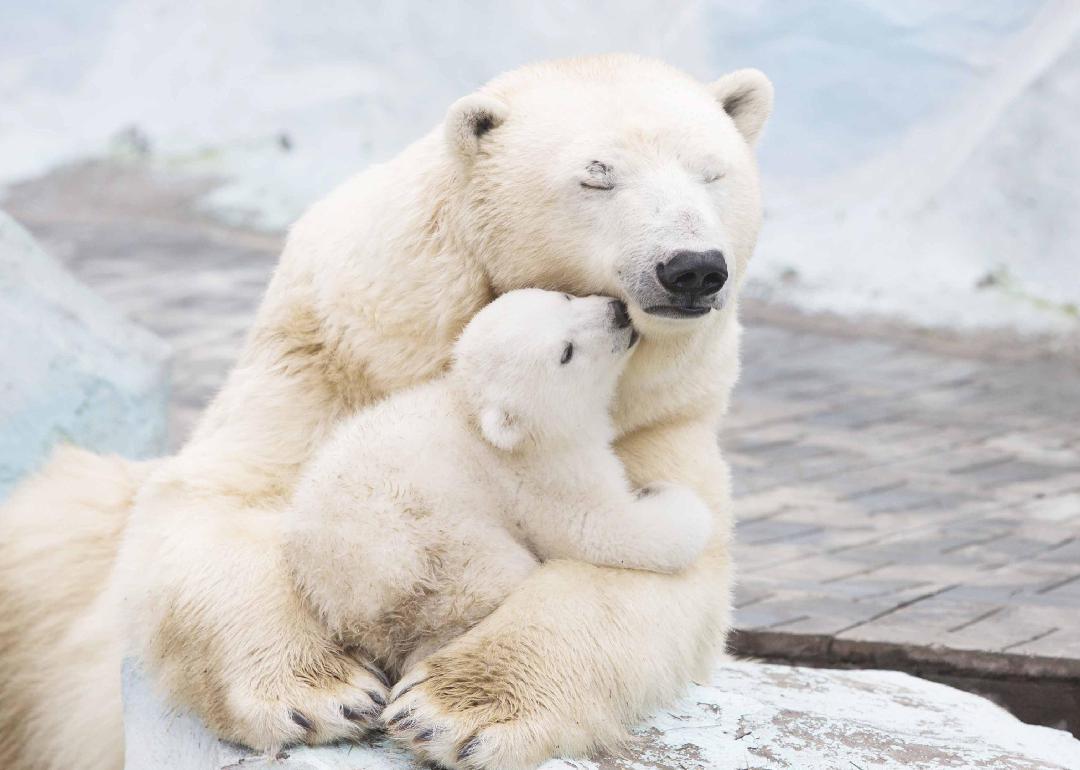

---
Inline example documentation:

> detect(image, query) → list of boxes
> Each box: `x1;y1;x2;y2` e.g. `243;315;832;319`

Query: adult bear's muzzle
648;249;728;318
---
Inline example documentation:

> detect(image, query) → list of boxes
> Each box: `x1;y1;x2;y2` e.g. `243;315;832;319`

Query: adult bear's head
443;55;772;335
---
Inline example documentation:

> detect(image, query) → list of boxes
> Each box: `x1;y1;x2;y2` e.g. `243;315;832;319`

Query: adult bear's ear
479;404;525;451
708;69;773;146
445;93;509;159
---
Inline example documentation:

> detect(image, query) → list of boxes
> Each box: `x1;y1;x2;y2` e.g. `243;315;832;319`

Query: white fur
285;290;712;675
0;54;772;770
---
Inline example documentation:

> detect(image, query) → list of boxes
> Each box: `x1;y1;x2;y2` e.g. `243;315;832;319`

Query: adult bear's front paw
187;644;391;751
380;652;560;770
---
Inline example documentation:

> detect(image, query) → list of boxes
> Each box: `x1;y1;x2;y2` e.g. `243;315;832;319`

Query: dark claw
363;662;392;688
290;710;314;732
367;690;386;708
391;676;428;702
342;705;378;723
387;708;414;727
457;735;481;761
414;728;434;743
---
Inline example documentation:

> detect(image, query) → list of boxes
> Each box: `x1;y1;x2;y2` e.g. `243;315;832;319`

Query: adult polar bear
0;55;772;770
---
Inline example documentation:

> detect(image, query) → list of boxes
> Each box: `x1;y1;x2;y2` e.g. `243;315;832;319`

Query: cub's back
285;379;533;673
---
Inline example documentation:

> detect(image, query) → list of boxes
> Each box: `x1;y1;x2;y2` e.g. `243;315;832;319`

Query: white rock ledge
122;658;1080;770
0;210;170;498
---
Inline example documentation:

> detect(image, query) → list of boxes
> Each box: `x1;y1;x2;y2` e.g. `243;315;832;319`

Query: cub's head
444;55;772;335
453;288;637;452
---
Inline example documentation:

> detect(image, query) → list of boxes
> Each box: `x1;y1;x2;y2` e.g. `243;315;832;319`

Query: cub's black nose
657;250;728;297
610;299;631;329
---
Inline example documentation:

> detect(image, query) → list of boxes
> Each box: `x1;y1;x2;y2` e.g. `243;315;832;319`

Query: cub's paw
638;482;714;571
214;652;391;750
380;662;547;770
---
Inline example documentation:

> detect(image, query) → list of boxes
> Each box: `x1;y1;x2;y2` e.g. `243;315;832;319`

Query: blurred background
2;0;1079;738
3;0;1079;334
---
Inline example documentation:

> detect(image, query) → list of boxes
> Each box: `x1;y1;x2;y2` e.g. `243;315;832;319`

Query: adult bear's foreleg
378;417;734;769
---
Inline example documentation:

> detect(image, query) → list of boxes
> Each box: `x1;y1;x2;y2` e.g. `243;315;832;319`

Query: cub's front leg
524;467;714;574
380;418;734;770
615;481;715;572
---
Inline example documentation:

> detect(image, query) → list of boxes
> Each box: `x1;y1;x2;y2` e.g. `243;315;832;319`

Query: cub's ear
445;93;509;159
479;404;525;451
708;69;773;146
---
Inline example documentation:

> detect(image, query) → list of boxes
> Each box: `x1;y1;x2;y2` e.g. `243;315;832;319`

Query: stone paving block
798;401;907;430
1002;472;1080;504
942;583;1032;606
845;579;940;603
1039;536;1080;563
939;605;1055;652
738;448;870;492
985;431;1080;464
737;545;808;573
736;589;911;636
812;469;917;499
725;397;827;430
853;484;955;514
1009;625;1080;659
833;592;988;648
736;518;825;546
958;459;1070;488
945;449;1020;475
1015;492;1080;522
732;582;775;610
878;424;1013;462
723;420;809;447
749;554;889;585
733;596;815;631
729;438;836;464
974;534;1080;567
828;560;972;588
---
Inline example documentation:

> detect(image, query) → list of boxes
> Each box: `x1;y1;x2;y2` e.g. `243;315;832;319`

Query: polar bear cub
284;289;712;675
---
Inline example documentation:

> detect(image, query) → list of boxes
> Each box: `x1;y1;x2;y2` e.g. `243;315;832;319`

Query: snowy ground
2;0;1078;335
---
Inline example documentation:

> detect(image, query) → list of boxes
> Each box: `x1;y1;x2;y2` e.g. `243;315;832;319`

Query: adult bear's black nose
656;250;728;297
610;299;631;329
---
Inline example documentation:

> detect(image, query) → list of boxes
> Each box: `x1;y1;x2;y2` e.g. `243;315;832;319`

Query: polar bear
286;289;713;684
0;55;772;770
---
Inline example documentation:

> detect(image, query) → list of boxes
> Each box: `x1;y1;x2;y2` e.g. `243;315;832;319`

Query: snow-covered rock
122;658;1080;770
0;210;169;498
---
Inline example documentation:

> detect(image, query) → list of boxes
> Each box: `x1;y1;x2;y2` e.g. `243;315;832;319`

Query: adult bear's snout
656;250;728;298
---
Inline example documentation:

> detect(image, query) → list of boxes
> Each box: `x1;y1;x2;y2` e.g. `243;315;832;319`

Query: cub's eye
703;170;725;184
581;161;615;191
560;342;574;364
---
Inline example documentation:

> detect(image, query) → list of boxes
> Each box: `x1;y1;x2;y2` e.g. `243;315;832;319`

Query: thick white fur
0;54;771;770
285;289;713;677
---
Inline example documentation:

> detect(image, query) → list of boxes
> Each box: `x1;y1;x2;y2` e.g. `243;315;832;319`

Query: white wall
2;0;1077;333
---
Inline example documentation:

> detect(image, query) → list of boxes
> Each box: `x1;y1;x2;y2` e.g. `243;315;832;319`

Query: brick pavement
5;161;1079;729
727;323;1080;667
